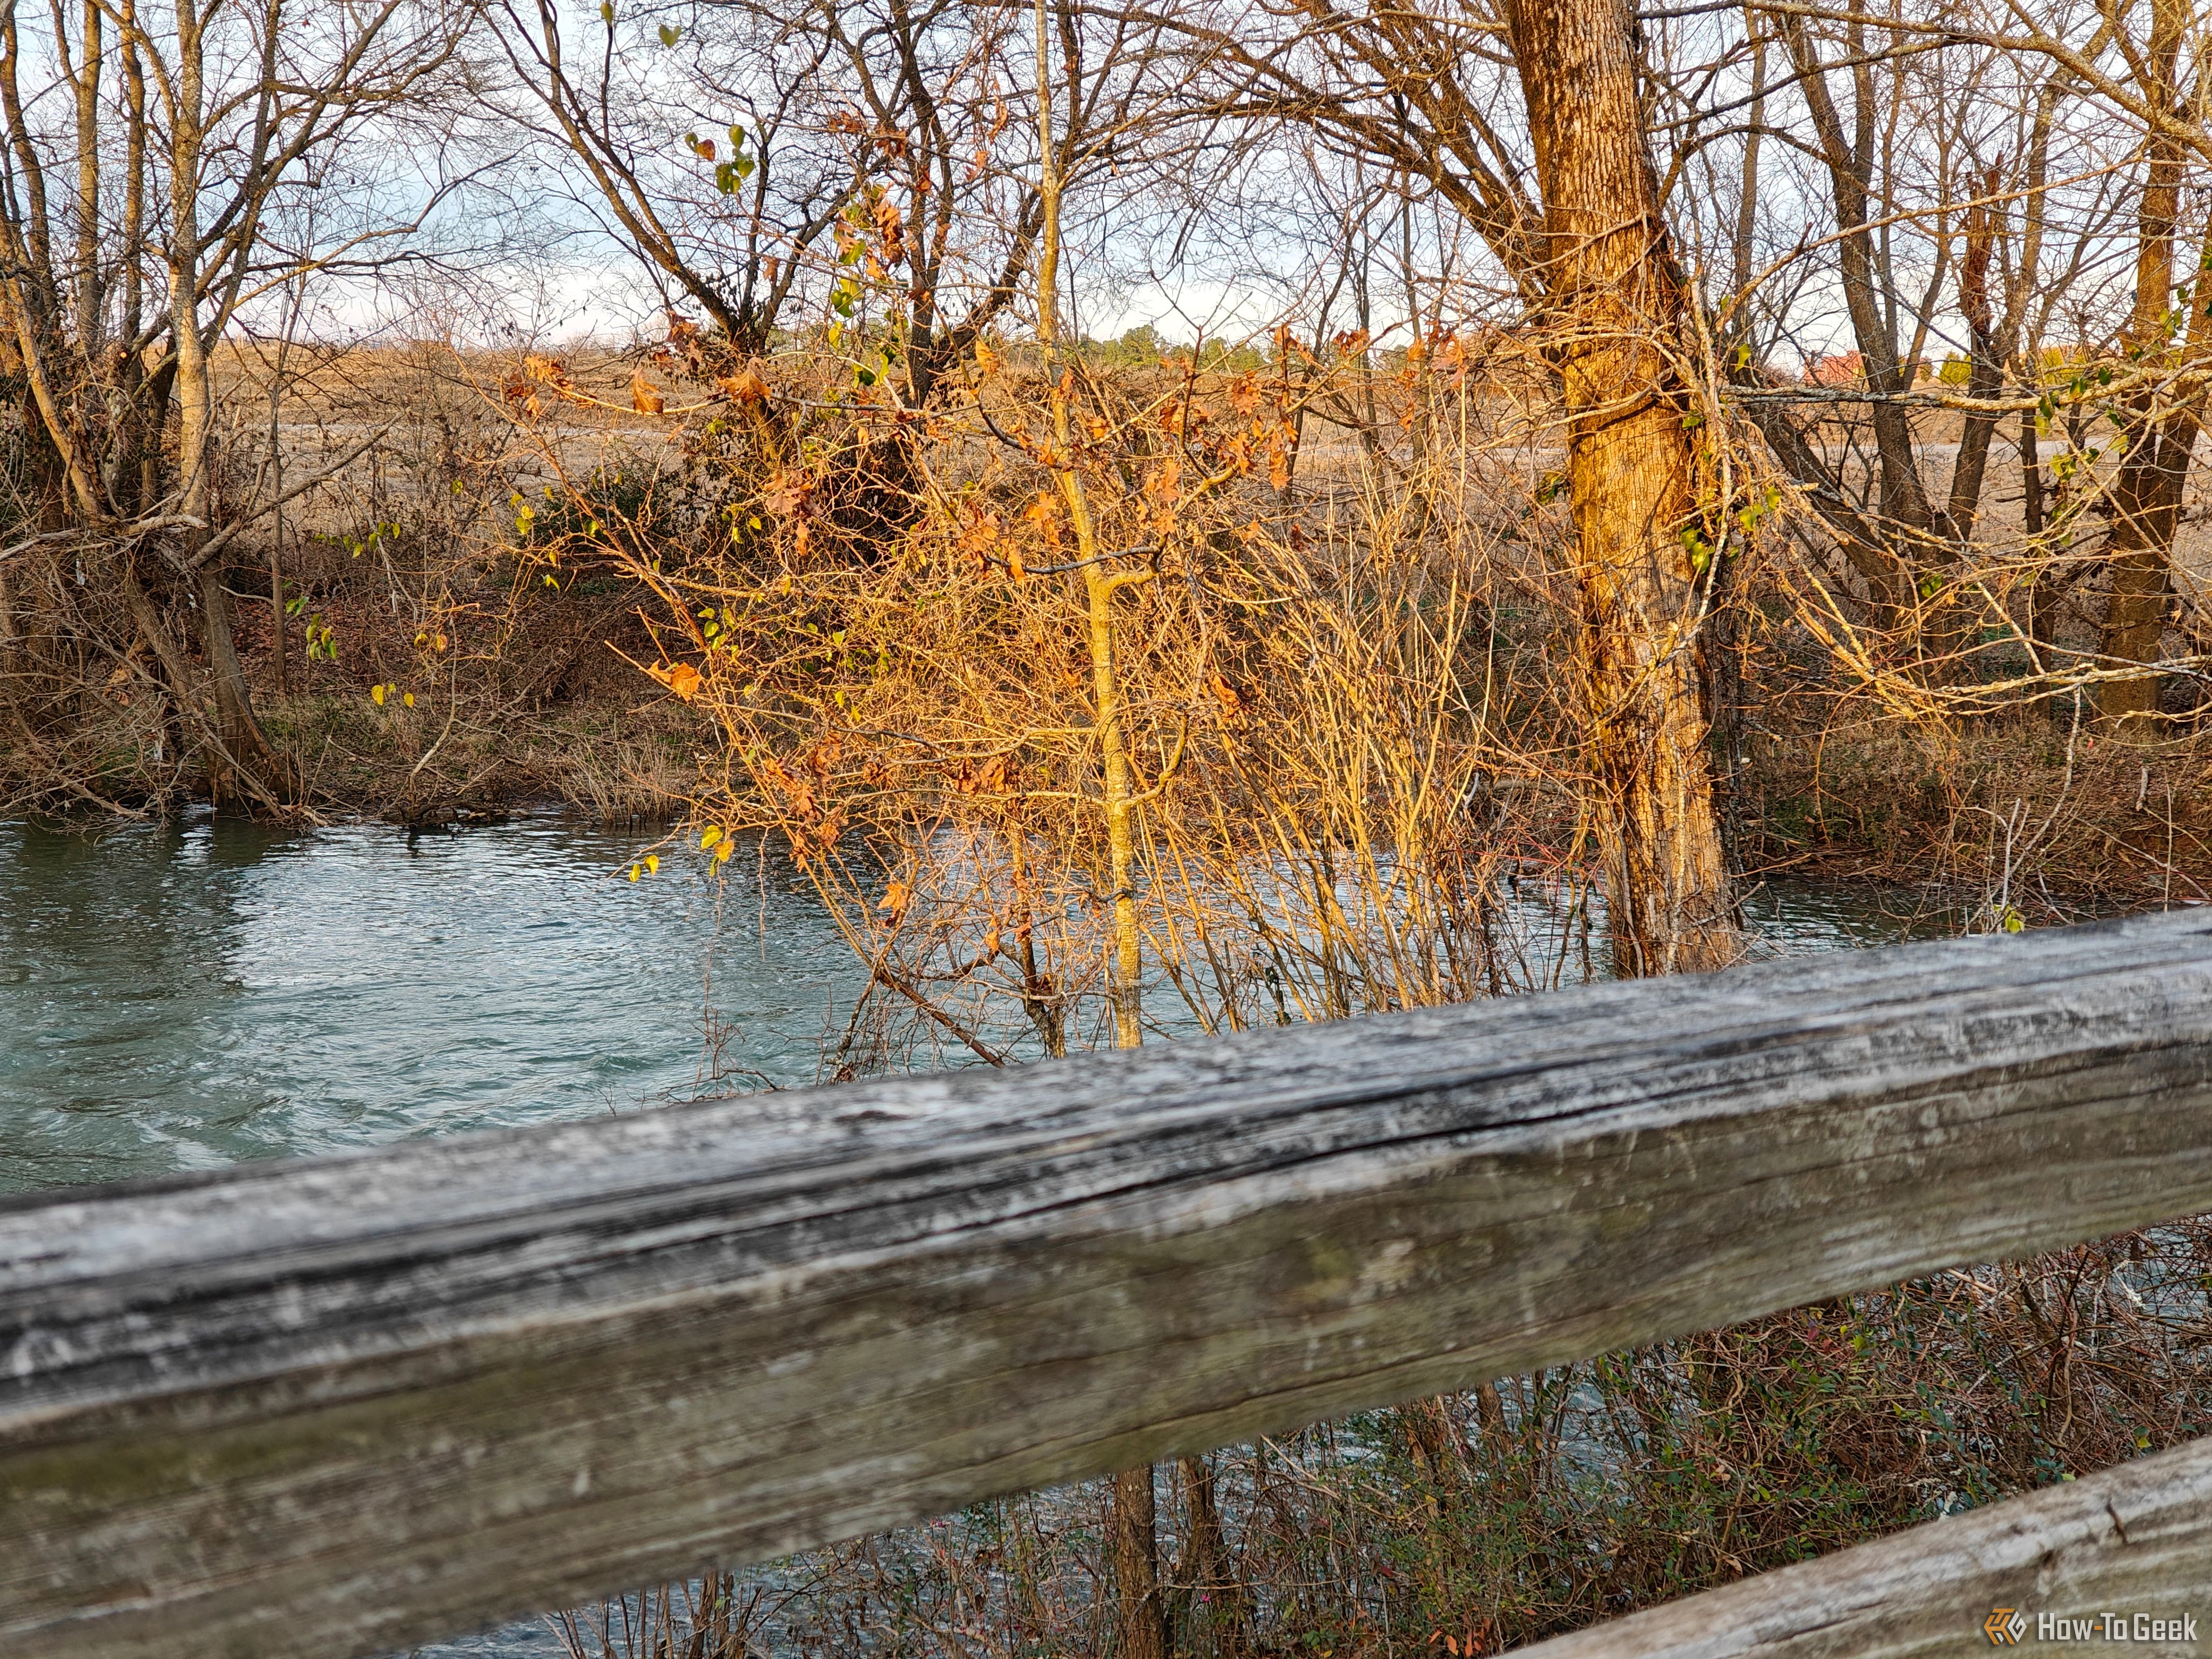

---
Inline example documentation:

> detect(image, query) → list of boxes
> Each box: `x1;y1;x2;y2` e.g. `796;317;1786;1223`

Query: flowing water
0;812;1968;1193
0;812;859;1194
0;812;1974;1655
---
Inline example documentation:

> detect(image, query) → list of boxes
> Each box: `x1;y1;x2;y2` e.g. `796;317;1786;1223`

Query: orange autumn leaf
1021;491;1062;552
1208;670;1250;723
630;370;665;415
649;660;702;699
876;878;912;926
715;364;770;406
871;194;907;264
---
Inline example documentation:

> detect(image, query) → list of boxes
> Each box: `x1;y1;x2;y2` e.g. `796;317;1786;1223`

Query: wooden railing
9;909;2212;1659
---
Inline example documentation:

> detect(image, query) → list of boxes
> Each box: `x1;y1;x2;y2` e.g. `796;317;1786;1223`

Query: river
0;812;862;1193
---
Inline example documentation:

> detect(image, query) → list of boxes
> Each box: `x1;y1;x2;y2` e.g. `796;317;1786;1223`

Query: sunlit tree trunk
1034;7;1162;1655
1502;0;1738;975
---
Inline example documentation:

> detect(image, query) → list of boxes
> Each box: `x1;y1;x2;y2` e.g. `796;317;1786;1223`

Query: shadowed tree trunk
2096;0;2201;737
1175;1454;1247;1657
1502;0;1739;975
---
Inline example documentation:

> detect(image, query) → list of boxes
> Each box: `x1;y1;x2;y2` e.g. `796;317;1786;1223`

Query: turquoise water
0;813;1974;1195
0;812;854;1193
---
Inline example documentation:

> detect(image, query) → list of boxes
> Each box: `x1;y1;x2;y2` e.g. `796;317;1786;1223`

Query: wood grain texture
10;911;2212;1659
1513;1430;2212;1658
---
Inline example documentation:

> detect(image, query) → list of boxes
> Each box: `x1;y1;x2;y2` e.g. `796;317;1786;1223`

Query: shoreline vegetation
11;328;2211;911
6;331;2209;907
11;0;2212;1648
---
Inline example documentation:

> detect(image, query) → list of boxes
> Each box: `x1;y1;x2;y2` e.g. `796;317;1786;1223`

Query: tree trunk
167;0;285;804
1111;1464;1165;1659
1501;0;1738;976
1036;11;1161;1654
1400;1394;1473;1513
0;562;22;725
2095;0;2199;737
1779;15;1932;607
1175;1454;1246;1659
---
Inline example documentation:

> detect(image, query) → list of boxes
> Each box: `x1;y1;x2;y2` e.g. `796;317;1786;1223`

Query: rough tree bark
162;0;290;803
1501;0;1739;976
1175;1454;1248;1657
2096;0;2202;736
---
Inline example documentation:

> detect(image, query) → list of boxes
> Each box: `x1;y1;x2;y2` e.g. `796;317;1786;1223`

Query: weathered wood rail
10;910;2212;1659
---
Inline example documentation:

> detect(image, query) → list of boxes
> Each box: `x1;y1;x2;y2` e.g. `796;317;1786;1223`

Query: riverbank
2;563;701;825
14;544;2212;905
1741;707;2212;909
18;670;2212;913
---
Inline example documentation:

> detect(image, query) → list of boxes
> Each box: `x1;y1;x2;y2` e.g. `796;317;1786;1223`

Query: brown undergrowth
546;1223;2212;1658
1739;709;2212;908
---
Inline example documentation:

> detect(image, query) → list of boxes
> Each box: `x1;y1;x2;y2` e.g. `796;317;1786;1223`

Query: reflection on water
0;812;854;1193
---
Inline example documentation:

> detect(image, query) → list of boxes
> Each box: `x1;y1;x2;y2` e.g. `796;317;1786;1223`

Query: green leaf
657;22;681;45
599;1;612;19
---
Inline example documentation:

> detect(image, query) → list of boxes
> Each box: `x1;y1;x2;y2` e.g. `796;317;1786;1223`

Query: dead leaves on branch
951;752;1013;795
716;365;771;406
870;195;907;267
876;878;912;928
646;659;703;700
1207;670;1253;725
498;354;576;421
501;322;775;428
607;331;1382;901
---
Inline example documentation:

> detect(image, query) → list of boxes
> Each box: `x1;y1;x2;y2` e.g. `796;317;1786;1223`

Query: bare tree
0;0;471;804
